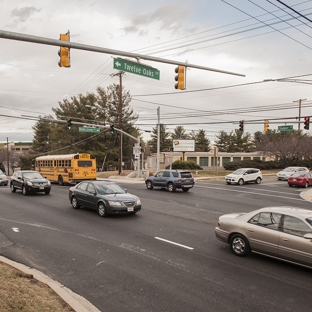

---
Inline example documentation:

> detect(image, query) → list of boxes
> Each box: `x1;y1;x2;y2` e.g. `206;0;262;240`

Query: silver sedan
215;206;312;268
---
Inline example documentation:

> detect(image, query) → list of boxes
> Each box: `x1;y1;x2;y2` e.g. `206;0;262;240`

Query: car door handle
247;228;254;232
282;238;289;242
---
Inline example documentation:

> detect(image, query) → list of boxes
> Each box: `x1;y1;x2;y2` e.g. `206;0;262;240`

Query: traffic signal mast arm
40;118;140;142
0;30;245;77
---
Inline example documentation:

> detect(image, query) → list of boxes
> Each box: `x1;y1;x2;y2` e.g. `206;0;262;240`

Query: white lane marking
194;185;304;201
11;227;19;232
155;237;194;250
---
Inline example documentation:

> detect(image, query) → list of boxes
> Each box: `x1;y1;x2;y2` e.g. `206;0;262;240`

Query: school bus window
78;160;92;167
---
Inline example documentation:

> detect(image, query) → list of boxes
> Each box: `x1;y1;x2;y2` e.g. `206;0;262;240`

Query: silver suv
277;166;309;181
225;168;262;185
145;170;195;192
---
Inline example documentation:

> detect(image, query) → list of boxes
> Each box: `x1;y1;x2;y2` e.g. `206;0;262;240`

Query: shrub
166;160;203;170
223;159;312;171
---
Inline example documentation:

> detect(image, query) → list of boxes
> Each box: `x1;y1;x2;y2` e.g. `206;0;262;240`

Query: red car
288;172;312;188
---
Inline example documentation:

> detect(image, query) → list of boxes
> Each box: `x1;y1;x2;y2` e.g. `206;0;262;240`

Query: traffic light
304;117;310;130
58;32;70;67
110;125;115;134
174;66;186;90
239;120;244;132
264;119;269;132
67;119;72;130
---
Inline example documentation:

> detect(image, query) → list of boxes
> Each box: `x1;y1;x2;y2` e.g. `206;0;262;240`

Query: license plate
292;179;297;181
183;185;192;188
39;186;44;189
127;207;134;212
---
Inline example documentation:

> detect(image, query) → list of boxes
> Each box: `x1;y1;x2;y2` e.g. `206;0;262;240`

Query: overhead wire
221;0;312;50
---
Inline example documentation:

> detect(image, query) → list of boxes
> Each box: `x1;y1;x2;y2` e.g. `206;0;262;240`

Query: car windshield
283;167;296;172
23;172;44;179
96;183;126;195
291;173;305;177
232;169;246;175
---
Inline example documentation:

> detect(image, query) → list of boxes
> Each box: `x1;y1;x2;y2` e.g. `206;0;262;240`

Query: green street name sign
278;125;293;131
79;127;100;133
113;58;160;80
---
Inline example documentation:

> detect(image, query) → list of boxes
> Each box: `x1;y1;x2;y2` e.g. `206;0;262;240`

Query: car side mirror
303;233;312;240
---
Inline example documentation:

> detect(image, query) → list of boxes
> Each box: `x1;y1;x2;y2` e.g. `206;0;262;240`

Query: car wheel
288;184;292;187
22;185;28;195
71;196;80;209
146;181;153;190
10;184;16;193
97;202;108;217
58;175;64;186
238;179;244;186
255;177;261;184
304;182;309;188
45;190;50;195
230;234;250;257
182;188;189;192
167;182;175;192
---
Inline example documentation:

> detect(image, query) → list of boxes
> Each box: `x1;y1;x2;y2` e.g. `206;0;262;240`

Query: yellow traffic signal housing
174;66;186;90
264;120;269;132
58;32;70;68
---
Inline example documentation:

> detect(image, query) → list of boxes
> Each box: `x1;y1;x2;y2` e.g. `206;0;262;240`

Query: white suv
225;168;262;185
276;166;309;181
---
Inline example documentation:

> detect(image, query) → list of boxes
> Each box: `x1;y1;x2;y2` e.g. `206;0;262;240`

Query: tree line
13;84;312;170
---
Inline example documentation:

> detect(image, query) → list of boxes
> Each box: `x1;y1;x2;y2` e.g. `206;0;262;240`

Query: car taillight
178;178;181;182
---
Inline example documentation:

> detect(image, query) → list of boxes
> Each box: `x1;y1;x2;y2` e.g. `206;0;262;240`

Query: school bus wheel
58;175;64;185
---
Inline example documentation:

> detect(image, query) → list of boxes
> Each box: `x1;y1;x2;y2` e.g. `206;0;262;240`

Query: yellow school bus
35;153;96;185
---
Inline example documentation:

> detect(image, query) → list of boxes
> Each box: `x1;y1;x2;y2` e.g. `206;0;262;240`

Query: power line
276;0;312;23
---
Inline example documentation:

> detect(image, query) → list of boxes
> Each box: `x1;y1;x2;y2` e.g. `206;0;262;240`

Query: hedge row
165;160;203;170
223;159;312;171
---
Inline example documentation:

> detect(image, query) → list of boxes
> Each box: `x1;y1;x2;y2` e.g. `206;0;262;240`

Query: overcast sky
1;0;312;144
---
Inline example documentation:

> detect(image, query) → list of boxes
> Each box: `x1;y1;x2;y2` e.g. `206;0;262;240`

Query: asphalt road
1;178;312;312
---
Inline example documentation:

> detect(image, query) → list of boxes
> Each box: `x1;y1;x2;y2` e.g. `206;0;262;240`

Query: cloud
121;2;194;36
10;6;41;23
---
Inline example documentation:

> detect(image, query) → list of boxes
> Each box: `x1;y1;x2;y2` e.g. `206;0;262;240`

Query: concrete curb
0;256;101;312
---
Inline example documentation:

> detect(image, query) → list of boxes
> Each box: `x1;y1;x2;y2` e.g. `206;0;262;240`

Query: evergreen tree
171;126;189;140
195;129;211;152
215;130;255;152
189;129;210;152
31;115;57;155
31;86;140;169
148;123;172;153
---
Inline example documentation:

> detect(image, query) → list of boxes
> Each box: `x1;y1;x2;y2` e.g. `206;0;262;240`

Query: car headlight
26;181;33;186
108;201;122;206
136;198;141;205
47;181;51;186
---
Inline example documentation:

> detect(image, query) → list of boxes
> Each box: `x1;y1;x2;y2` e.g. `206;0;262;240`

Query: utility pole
111;71;125;175
6;137;9;175
294;98;306;130
157;107;160;172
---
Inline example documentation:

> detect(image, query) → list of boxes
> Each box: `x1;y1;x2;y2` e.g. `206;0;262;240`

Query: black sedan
10;170;51;195
68;180;141;217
